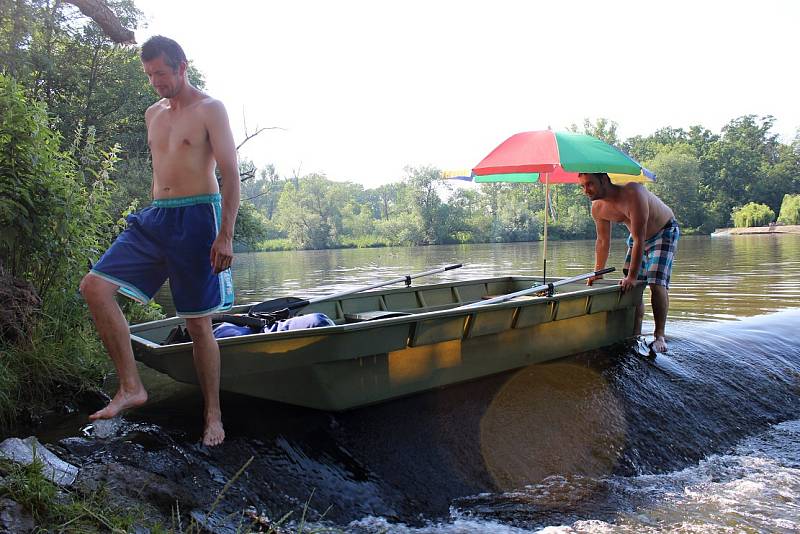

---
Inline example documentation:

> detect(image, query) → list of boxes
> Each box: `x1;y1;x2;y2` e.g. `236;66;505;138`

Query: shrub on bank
339;234;394;248
731;202;775;228
0;73;130;425
255;238;297;251
777;194;800;225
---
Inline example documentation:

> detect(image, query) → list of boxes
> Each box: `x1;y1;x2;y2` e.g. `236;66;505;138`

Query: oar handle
460;267;615;309
306;263;463;304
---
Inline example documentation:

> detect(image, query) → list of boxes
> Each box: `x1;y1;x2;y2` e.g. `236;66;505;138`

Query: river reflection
157;234;800;322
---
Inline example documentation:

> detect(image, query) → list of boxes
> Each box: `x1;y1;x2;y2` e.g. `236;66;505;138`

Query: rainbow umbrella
471;130;655;280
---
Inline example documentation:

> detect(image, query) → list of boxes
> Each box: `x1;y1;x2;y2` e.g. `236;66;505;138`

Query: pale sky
132;0;800;187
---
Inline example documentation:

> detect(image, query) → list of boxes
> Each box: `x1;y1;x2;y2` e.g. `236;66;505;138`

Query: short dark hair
140;35;187;71
579;172;611;182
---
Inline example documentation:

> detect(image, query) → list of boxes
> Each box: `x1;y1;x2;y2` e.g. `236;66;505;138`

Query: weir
36;309;800;529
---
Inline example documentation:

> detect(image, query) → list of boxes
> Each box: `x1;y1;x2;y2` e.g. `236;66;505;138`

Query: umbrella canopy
469;130;655;281
472;130;655;184
441;169;475;181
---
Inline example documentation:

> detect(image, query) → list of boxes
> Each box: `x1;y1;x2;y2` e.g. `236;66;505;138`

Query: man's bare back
591;183;674;239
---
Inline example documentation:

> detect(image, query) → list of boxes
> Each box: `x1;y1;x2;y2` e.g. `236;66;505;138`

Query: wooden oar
248;263;464;314
457;267;615;309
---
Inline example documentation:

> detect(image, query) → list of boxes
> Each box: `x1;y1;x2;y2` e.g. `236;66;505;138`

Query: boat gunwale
130;275;633;355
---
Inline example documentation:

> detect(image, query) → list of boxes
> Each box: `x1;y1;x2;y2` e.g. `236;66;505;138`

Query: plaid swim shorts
623;218;680;289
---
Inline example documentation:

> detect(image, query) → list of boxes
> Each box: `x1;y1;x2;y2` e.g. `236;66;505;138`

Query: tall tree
647;147;705;232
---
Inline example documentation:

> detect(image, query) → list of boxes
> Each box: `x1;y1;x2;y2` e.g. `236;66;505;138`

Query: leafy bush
777;194;800;225
234;200;270;251
255;238;296;251
0;73;126;424
0;74;120;298
731;202;775;228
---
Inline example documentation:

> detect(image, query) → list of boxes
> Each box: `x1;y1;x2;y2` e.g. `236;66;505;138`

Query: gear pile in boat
162;309;335;344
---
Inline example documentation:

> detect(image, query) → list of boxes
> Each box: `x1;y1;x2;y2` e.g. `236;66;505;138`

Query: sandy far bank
712;224;800;236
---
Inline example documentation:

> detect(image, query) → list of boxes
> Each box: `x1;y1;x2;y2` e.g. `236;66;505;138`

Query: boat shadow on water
51;310;800;531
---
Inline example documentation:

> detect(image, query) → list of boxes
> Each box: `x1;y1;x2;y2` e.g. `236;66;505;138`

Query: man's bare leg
79;273;148;419
650;284;670;353
184;317;225;446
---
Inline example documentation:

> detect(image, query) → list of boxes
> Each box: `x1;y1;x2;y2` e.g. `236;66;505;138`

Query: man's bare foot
89;388;148;420
651;336;668;353
203;419;225;447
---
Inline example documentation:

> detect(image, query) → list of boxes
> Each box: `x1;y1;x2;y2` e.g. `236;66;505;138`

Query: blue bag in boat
213;313;335;339
212;322;256;338
264;312;335;332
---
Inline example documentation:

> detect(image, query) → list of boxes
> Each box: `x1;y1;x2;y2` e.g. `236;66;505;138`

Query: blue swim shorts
90;194;234;317
623;218;680;289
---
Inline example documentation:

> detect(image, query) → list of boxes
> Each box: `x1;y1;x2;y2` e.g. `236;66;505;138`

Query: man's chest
148;112;208;153
595;202;630;223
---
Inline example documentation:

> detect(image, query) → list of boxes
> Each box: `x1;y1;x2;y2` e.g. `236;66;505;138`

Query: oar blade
250;296;309;314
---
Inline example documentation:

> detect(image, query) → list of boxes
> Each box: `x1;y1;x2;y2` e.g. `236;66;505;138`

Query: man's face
579;174;605;201
143;54;185;99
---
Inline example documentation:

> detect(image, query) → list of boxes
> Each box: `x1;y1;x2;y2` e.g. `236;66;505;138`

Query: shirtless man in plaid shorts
578;173;680;353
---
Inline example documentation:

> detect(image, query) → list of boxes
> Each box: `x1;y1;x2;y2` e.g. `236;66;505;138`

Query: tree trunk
64;0;135;44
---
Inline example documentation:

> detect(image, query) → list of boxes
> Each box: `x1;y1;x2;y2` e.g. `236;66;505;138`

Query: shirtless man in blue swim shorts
79;36;240;446
578;173;680;353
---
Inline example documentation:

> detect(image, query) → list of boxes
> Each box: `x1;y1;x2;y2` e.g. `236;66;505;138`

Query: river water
48;235;800;532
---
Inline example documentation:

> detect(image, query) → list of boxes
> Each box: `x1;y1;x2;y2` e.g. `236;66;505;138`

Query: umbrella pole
543;173;549;285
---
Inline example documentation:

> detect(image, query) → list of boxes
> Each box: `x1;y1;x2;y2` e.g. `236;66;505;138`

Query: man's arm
588;202;611;286
206;99;240;274
144;104;157;200
621;186;649;292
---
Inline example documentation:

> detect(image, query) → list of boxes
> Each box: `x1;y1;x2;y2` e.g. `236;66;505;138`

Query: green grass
0;294;165;428
338;235;395;248
0;458;141;532
255;238;297;251
0;315;107;428
1;455;349;533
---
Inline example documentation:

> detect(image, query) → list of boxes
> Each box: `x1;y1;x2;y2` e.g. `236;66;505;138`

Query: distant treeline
233;114;800;250
3;0;800;254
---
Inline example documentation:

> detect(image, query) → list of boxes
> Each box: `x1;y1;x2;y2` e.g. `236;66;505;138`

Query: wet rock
189;510;240;534
0;436;77;486
85;417;125;439
0;498;35;534
76;461;200;518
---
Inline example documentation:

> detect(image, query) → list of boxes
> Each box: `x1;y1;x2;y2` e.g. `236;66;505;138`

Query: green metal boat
130;274;644;410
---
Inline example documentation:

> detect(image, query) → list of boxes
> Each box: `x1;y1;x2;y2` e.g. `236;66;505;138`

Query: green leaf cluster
732;202;775;228
0;73;128;425
777;194;800;225
0;73;118;299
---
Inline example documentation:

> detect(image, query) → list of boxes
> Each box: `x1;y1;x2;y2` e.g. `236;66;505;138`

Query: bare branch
236;126;285;151
239;168;257;183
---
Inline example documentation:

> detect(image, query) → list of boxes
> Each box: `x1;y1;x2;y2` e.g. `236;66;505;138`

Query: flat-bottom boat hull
131;277;643;410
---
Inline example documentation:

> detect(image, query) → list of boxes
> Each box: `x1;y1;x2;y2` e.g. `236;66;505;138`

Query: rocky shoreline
0;416;330;533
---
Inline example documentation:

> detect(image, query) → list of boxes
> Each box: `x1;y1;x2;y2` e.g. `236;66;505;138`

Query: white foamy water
325;420;800;533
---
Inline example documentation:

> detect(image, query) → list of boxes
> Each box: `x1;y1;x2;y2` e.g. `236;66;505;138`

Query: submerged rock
0;436;77;487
